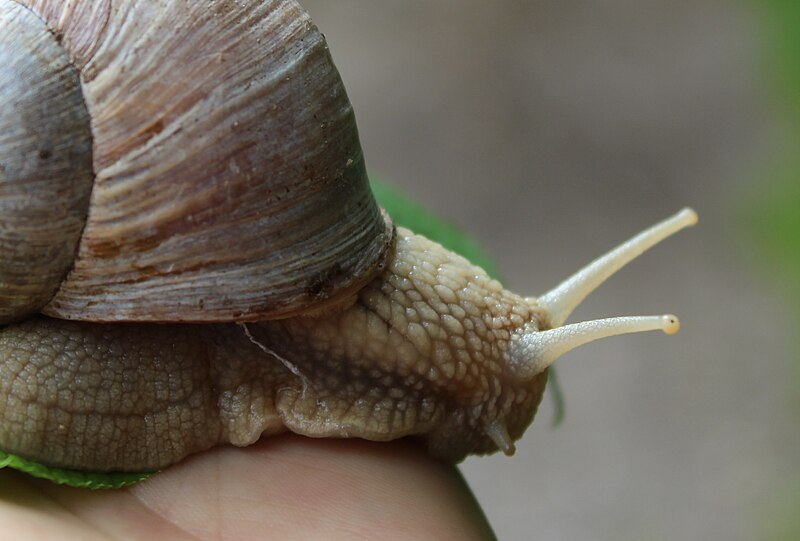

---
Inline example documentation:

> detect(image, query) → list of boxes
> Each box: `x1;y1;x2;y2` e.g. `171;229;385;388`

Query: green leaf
0;450;154;489
749;1;800;289
757;0;800;122
747;160;800;291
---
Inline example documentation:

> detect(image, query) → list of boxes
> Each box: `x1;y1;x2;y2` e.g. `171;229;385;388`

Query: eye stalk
508;208;697;381
510;314;680;379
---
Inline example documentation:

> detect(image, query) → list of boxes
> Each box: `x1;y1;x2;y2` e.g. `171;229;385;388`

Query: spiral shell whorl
3;0;392;323
0;1;93;324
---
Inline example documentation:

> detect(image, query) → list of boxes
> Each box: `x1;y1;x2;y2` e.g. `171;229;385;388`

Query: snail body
0;0;696;474
0;230;550;470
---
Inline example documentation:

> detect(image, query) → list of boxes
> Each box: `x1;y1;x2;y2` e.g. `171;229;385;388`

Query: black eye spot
38;149;52;160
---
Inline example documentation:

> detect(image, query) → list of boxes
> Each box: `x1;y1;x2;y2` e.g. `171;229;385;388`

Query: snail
0;0;697;475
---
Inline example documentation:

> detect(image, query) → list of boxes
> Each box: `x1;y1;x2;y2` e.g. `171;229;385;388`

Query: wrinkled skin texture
0;230;548;471
0;435;496;541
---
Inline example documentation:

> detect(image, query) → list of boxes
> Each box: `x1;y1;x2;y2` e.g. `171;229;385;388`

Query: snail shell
0;0;392;324
0;0;696;474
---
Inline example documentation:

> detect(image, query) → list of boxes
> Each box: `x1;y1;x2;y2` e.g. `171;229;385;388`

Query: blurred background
301;1;799;539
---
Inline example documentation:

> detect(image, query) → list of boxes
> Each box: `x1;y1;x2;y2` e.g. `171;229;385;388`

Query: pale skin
0;436;496;541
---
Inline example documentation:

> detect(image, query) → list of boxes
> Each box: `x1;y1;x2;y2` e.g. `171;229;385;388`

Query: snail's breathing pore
0;208;696;471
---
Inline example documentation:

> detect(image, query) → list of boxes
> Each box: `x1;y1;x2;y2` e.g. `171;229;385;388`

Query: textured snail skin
0;229;548;472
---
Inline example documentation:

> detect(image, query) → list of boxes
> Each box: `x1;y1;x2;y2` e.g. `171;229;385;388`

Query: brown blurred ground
301;2;797;539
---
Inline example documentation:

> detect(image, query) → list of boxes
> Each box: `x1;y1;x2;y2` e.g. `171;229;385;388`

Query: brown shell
0;1;93;323
1;0;392;323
